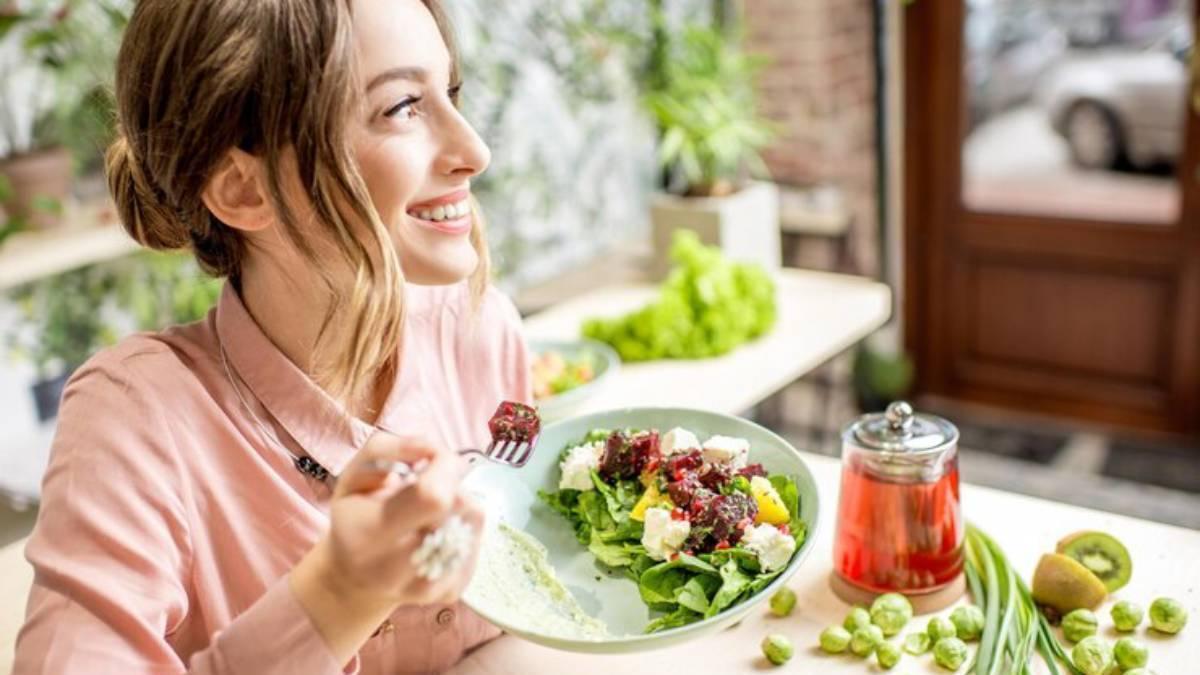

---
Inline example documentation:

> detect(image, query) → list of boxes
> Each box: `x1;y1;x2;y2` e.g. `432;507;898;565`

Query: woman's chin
397;243;479;286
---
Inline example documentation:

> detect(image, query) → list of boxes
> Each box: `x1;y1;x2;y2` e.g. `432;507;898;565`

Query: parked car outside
1037;25;1190;170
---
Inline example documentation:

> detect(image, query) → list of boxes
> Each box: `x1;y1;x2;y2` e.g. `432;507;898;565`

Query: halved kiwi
1056;530;1132;593
1031;553;1108;614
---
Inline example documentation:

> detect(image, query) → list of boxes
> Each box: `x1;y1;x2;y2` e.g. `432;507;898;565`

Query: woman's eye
384;96;421;120
448;83;463;106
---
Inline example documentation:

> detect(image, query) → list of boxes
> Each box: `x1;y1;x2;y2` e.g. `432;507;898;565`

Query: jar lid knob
885;400;914;434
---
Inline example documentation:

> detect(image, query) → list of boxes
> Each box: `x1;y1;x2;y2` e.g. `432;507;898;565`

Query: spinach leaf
768;474;805;546
675;575;720;614
705;547;761;574
638;554;719;610
587;533;641;567
706;559;752;618
645;606;701;634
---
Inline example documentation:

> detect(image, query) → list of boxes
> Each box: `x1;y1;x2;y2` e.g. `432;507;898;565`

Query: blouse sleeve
13;356;352;675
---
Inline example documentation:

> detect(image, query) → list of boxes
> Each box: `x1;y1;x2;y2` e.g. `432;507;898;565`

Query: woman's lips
406;191;472;235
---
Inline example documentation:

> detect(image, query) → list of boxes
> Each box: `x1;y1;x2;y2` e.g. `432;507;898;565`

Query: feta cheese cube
558;441;603;491
641;507;691;561
701;435;750;469
661;427;701;456
741;523;797;573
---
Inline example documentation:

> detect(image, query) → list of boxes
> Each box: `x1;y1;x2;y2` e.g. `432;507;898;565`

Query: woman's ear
201;148;274;233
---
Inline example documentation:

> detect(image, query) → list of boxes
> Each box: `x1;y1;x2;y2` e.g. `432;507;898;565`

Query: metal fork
358;433;539;486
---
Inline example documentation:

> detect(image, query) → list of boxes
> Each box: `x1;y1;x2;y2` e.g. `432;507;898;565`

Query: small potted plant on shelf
0;1;126;230
852;328;915;414
4;263;119;421
642;19;779;279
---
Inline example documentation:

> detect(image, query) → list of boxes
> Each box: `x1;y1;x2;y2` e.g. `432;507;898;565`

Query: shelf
0;201;139;291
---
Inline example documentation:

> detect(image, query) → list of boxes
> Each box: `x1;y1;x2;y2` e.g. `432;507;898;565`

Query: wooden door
904;0;1200;434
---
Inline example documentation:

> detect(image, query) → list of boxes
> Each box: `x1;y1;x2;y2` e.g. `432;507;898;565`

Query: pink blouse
13;281;532;674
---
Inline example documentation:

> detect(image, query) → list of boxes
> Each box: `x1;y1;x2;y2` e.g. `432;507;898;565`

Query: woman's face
349;0;490;285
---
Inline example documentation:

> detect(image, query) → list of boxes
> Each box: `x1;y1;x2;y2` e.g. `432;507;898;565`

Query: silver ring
411;515;474;581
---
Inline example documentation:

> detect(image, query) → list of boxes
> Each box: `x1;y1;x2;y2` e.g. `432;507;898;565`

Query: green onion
965;525;1083;675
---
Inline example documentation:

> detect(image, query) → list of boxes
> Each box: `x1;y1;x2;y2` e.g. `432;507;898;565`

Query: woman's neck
237;257;393;424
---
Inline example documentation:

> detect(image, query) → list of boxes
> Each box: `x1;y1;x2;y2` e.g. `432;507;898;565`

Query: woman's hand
289;432;485;663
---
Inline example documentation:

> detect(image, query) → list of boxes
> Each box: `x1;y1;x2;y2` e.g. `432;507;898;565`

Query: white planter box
648;181;781;279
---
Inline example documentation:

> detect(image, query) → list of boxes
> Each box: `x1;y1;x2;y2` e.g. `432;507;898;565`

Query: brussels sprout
850;625;885;657
1113;637;1148;670
950;605;985;641
903;632;932;655
1071;636;1113;675
819;625;852;654
876;640;902;670
1062;609;1099;643
768;588;796;617
1123;669;1153;675
1148;597;1188;635
761;634;793;666
927;616;957;642
1111;601;1144;632
844;606;872;633
870;593;914;636
933;637;968;671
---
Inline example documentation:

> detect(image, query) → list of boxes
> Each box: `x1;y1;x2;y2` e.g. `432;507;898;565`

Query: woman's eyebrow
366;66;428;92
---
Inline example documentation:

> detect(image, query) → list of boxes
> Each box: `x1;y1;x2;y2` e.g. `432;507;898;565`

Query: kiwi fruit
1056;531;1132;593
1031;553;1108;614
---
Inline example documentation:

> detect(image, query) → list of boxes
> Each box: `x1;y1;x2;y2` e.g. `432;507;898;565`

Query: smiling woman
12;1;532;674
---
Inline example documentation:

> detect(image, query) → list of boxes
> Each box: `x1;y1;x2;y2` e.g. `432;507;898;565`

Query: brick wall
742;0;880;276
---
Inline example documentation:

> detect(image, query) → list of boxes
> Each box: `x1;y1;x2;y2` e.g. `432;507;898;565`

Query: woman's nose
436;108;491;179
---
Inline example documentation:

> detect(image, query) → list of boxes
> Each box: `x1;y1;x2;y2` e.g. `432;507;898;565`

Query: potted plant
0;173;63;247
642;19;779;279
0;1;125;229
5;263;119;421
852;329;915;414
114;252;223;331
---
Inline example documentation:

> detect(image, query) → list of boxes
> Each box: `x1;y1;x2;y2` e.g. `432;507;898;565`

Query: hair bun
105;134;189;251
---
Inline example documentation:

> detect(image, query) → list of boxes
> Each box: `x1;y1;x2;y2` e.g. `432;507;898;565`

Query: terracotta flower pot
0;147;72;230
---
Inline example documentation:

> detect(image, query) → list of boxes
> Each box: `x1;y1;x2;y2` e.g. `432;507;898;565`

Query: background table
521;268;892;416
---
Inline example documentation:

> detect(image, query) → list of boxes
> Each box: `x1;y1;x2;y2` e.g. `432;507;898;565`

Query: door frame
902;0;1200;434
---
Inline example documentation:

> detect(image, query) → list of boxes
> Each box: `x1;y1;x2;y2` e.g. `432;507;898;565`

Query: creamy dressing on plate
465;522;612;641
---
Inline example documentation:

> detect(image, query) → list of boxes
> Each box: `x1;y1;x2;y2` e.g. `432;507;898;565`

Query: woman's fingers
402;494;487;605
335;432;438;497
381;449;470;531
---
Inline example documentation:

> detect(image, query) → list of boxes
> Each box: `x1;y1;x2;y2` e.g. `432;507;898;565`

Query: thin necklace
218;333;332;483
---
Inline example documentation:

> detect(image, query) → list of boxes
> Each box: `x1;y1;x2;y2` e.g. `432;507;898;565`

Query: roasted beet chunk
599;430;660;480
488;401;540;443
738;463;768;479
664;449;703;480
698;462;734;491
630;431;660;471
667;472;704;506
684;493;758;553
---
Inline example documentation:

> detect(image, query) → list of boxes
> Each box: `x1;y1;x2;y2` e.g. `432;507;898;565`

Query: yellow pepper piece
751;476;790;525
631;482;674;522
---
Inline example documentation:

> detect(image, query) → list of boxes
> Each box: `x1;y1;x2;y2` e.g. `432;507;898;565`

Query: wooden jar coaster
829;572;967;614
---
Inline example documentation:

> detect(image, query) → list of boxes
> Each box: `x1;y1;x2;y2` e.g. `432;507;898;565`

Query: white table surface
451;452;1200;675
521;268;893;416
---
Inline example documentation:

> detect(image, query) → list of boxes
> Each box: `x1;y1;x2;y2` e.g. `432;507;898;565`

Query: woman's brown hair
106;0;489;406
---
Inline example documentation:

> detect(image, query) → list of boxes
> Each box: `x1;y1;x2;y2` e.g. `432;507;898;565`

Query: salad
532;350;597;401
538;426;807;633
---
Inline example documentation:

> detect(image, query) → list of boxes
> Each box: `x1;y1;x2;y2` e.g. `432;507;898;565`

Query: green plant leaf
30;195;63;215
0;12;26;41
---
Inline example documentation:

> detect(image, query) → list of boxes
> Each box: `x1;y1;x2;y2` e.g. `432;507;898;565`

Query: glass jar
833;401;964;595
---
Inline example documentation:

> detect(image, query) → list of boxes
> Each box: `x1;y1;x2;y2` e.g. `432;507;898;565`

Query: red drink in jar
833;402;964;597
